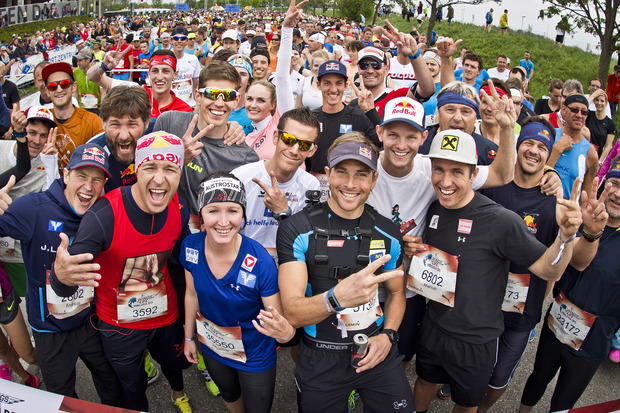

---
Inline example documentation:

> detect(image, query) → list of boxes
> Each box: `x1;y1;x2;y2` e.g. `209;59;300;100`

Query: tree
338;0;374;21
423;0;497;45
539;0;620;88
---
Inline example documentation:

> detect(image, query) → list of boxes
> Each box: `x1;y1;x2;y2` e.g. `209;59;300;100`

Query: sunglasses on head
358;61;382;71
198;87;238;101
47;79;73;91
566;105;589;117
173;35;187;41
278;130;315;151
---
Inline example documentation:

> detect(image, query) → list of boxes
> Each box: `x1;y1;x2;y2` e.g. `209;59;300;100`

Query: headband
198;177;247;211
423;51;441;66
135;132;184;170
480;84;508;100
309;32;326;43
517;122;555;160
510;88;522;99
437;90;479;113
564;94;589;108
150;54;177;71
607;161;620;181
228;55;253;78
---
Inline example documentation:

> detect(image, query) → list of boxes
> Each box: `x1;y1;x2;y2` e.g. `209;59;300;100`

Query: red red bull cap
66;143;111;177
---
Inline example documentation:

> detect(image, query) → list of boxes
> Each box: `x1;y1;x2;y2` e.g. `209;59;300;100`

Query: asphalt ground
11;297;620;413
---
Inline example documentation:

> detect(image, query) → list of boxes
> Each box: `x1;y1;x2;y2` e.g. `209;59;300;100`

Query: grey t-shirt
154;111;259;215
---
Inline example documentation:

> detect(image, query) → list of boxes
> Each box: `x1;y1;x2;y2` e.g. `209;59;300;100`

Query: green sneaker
145;353;159;385
171;392;192;413
347;390;360;413
196;353;220;396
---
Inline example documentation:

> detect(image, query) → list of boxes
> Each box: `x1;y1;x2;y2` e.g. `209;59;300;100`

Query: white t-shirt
368;155;487;300
297;76;323;110
387;56;416;90
239;41;251;57
173;53;201;108
290;70;304;101
486;67;510;82
233;160;320;251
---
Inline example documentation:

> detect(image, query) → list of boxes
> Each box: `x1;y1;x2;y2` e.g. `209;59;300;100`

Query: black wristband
543;168;560;178
100;61;111;73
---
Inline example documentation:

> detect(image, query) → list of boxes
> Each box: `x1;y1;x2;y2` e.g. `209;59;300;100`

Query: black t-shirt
308;105;380;174
585;112;617;157
419;125;498;166
534;98;556;115
423;193;547;344
276;203;403;345
548;226;620;363
1;80;19;109
481;182;559;331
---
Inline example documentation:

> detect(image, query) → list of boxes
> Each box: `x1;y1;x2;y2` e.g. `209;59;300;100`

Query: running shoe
0;360;11;381
347;390;360;413
197;353;220;396
437;384;451;400
145;353;160;385
24;373;39;388
610;349;620;363
172;392;192;413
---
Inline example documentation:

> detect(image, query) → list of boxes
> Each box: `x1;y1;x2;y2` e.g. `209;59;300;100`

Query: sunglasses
47;79;73;91
278;130;315;151
198;87;238;101
172;35;187;41
272;37;280;41
566;105;589;117
358;61;382;71
590;84;601;89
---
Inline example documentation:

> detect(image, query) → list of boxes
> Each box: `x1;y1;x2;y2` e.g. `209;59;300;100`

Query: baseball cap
75;39;85;46
222;29;238;41
328;141;378;171
317;60;347;80
41;62;75;83
251;36;267;49
381;97;425;132
188;32;196;39
25;106;57;128
246;29;256;36
66;143;111;178
358;47;386;63
171;26;188;36
75;48;93;60
426;130;478;165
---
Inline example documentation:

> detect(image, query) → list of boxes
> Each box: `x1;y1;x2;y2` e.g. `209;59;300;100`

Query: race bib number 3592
547;292;596;350
116;282;168;323
407;245;458;307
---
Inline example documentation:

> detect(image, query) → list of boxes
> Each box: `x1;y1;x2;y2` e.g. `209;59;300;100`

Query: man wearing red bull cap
0;142;124;407
51;131;195;413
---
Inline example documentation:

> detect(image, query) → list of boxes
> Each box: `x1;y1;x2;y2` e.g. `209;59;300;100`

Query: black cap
171;26;188;36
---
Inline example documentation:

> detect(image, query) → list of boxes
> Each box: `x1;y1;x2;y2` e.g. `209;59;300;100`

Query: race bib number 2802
407;245;458;307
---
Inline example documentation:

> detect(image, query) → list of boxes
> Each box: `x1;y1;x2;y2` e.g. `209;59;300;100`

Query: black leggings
520;328;600;412
204;355;277;413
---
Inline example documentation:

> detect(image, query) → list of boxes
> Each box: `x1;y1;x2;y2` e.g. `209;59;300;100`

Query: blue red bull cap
66;143;111;178
318;60;347;81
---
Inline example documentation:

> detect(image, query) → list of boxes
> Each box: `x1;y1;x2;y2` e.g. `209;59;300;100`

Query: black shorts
415;319;498;407
295;338;414;412
0;288;20;324
488;327;532;389
555;34;565;43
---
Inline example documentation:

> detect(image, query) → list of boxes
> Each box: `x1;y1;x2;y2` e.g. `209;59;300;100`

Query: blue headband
228;56;253;78
607;162;620;180
517;122;555;160
437;90;479;114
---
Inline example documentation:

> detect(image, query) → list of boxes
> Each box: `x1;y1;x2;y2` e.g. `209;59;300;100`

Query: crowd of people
0;2;618;413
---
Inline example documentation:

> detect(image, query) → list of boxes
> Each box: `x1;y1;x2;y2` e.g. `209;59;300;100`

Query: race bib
116;281;168;323
45;270;94;319
548;292;596;350
189;213;202;234
0;236;15;256
337;290;383;334
196;311;246;363
407;245;458;307
80;93;98;109
173;79;193;103
502;273;530;314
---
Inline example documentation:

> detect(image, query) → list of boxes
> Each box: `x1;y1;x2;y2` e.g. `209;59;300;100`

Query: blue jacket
0;178;93;332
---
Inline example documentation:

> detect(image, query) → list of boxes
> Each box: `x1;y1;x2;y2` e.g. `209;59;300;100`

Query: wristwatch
272;207;292;222
380;329;399;344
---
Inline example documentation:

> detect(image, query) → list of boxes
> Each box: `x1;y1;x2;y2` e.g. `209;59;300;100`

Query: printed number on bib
547;292;596;350
80;93;98;109
502;273;530;314
45;270;94;319
116;281;168;323
407;245;458;307
0;236;15;257
337;290;383;336
196;311;246;363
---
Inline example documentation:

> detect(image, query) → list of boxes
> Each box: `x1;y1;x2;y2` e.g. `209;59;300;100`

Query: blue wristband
408;49;421;60
326;287;344;312
12;130;26;138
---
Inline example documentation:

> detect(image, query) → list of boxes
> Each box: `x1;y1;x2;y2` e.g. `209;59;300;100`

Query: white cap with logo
425;130;478;165
380;97;425;132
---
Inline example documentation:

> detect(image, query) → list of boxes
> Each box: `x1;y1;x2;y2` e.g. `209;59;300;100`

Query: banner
7;44;77;88
0;379;144;412
175;3;189;11
0;1;78;26
226;5;241;12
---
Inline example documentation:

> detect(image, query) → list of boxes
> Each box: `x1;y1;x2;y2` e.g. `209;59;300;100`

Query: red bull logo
392;100;416;117
83;147;104;157
326;62;340;71
359;147;372;160
488;149;497;159
613;163;620;170
523;214;538;234
120;164;135;178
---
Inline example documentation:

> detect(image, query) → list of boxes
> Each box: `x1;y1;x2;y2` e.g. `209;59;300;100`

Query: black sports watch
381;329;399;344
272;207;292;222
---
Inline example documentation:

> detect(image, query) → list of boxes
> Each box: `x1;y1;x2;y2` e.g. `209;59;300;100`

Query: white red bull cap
426;129;478;166
358;47;386;63
25;105;57;128
381;97;425;132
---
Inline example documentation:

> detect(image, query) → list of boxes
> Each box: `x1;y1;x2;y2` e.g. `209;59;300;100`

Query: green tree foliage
539;0;620;87
338;0;374;21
